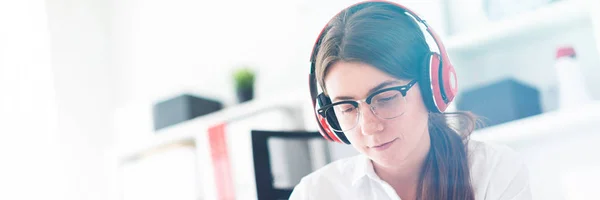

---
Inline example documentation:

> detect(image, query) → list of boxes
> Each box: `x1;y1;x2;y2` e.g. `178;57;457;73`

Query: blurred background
2;0;600;199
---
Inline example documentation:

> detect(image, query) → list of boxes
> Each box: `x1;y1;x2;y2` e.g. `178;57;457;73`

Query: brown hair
314;2;477;200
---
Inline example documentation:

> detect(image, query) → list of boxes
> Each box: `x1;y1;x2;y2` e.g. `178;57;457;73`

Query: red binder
208;123;235;200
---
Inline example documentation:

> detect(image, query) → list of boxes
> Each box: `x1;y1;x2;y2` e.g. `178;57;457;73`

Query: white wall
111;0;306;107
0;1;71;199
45;0;118;199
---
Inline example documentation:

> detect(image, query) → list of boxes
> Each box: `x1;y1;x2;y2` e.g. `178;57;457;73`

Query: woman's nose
358;104;384;135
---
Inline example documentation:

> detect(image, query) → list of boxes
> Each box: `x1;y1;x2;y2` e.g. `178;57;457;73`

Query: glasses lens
371;90;406;119
325;102;359;132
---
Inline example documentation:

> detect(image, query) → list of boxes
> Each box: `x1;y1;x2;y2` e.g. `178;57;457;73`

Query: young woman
291;1;531;200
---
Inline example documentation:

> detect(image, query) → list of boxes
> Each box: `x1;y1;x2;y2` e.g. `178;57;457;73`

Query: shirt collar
351;155;382;187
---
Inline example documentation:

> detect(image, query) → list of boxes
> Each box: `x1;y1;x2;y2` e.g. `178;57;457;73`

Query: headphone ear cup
420;53;440;113
322;108;351;144
316;94;351;144
315;94;335;142
317;94;342;130
441;61;458;106
325;111;351;144
316;113;334;141
323;111;342;132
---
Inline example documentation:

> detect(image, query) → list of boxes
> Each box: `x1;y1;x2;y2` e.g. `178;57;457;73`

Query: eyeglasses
317;80;417;132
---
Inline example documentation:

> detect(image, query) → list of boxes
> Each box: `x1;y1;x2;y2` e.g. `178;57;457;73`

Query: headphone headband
309;0;447;68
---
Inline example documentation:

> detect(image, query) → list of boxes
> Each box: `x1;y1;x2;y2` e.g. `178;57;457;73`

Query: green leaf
233;67;255;90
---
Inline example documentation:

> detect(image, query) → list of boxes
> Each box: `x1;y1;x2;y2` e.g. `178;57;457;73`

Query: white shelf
471;101;600;145
446;0;589;52
118;88;308;163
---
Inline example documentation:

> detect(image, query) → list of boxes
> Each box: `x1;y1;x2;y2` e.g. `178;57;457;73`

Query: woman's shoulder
467;139;532;199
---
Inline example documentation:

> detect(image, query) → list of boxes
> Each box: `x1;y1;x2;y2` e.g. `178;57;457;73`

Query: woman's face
324;61;430;167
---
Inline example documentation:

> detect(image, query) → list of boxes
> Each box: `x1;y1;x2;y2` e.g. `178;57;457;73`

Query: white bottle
554;46;592;109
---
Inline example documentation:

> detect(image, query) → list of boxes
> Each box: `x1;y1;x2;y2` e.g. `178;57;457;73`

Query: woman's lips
370;138;398;151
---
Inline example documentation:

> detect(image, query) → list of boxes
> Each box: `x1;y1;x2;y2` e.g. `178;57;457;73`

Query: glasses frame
317;80;418;131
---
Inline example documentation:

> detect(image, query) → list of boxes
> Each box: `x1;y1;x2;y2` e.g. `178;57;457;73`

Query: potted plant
233;66;255;103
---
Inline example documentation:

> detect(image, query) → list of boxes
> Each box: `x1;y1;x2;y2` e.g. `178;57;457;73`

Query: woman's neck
372;130;431;200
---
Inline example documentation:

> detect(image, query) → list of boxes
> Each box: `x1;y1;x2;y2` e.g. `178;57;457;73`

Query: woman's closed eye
335;104;357;114
341;106;356;113
376;94;399;103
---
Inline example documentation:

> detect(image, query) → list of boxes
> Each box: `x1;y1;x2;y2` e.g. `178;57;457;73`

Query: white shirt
289;140;532;200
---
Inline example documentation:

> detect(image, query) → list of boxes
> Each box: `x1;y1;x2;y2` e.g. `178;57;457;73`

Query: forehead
324;61;406;99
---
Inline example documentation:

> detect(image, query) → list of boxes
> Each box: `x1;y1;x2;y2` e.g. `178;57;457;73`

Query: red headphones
308;0;458;144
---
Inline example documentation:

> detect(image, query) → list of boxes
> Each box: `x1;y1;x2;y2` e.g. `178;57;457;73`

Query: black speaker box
152;94;223;131
457;78;542;128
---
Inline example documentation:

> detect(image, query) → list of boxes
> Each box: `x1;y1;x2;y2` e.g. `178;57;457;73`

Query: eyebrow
332;80;402;102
